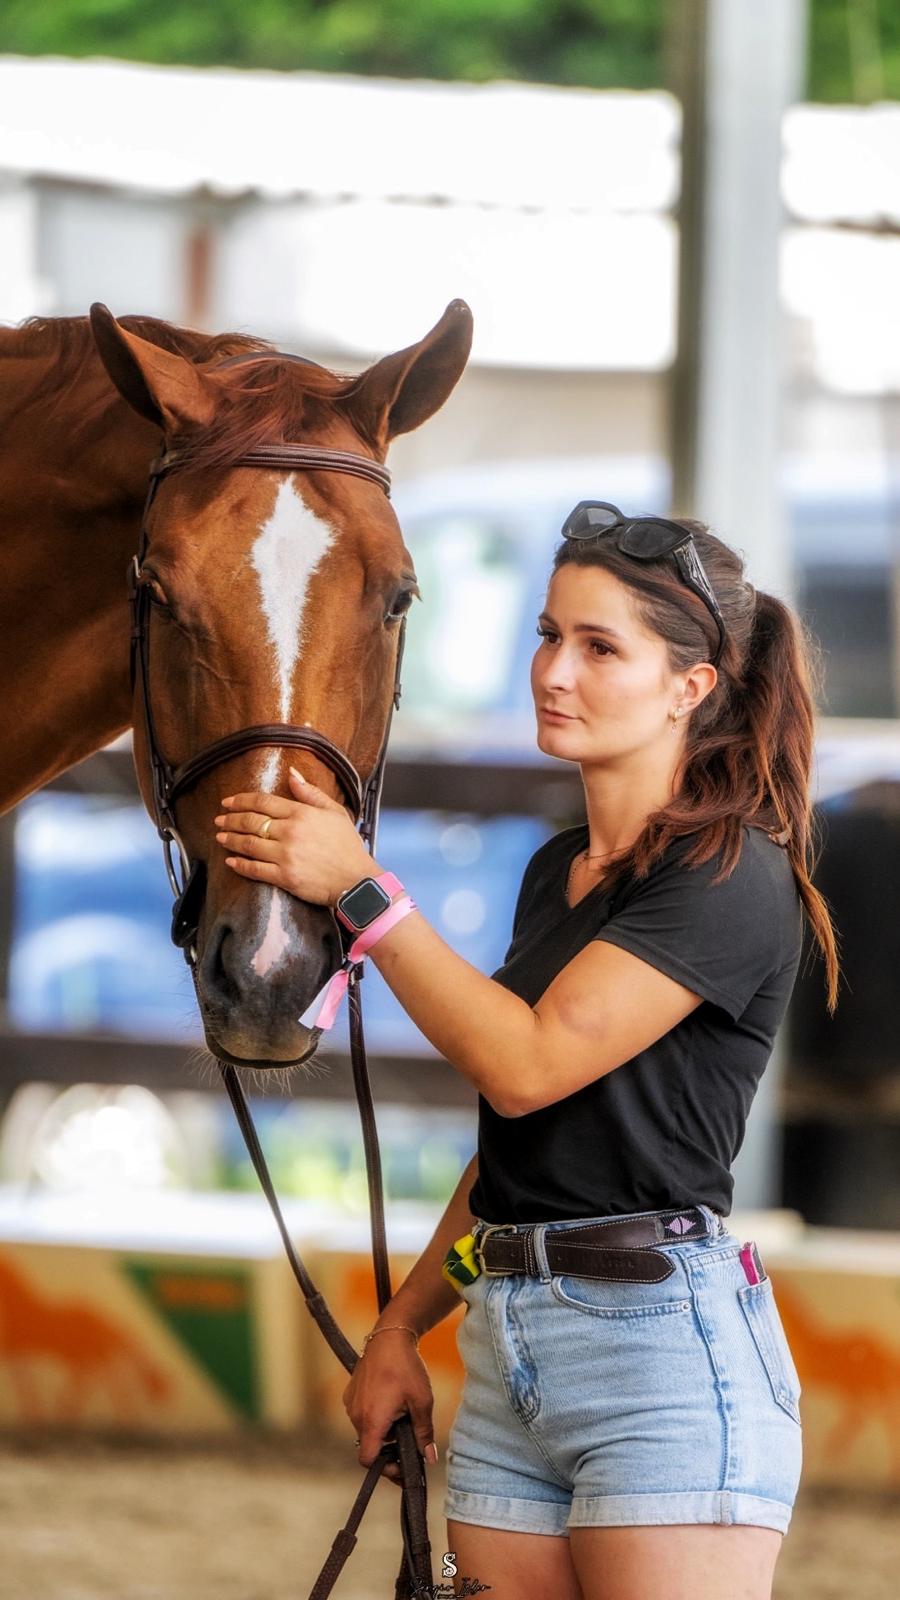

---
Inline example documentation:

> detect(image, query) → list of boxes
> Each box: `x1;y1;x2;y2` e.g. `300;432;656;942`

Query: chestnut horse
0;301;473;1068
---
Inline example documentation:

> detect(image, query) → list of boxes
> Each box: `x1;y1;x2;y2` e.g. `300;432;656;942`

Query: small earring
669;706;683;728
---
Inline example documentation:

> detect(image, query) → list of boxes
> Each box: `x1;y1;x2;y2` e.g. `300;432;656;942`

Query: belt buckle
474;1223;516;1277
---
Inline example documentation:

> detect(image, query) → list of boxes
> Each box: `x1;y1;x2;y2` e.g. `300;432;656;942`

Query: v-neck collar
560;824;612;912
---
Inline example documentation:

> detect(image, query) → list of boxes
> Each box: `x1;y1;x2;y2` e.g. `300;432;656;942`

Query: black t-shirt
468;821;804;1224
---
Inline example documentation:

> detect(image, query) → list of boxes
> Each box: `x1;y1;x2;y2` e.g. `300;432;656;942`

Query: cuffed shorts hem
568;1489;793;1534
444;1488;570;1537
444;1487;793;1537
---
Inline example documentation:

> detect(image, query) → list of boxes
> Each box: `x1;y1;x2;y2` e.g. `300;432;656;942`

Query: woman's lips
540;709;576;721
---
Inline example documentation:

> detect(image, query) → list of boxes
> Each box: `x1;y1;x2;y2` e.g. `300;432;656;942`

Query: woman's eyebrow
538;610;626;643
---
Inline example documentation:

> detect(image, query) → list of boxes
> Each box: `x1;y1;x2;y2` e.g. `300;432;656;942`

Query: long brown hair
551;519;841;1013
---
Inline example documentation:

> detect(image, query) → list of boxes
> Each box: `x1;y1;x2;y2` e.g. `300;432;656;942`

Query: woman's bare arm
370;1150;479;1340
343;1151;479;1472
363;890;703;1116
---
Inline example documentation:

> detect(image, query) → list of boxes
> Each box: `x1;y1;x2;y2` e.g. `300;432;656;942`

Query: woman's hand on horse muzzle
213;766;376;907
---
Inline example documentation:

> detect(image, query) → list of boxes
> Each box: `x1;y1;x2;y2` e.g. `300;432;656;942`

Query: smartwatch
335;871;404;933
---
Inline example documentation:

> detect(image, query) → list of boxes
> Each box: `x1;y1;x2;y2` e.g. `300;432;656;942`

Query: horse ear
89;303;216;434
343;300;473;449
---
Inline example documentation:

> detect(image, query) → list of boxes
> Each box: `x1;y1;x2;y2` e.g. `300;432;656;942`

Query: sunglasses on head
560;500;727;668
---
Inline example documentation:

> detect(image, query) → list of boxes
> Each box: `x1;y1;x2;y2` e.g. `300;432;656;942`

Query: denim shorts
444;1204;802;1537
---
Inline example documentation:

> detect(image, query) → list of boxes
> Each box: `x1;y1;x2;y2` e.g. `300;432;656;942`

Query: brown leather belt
475;1206;720;1286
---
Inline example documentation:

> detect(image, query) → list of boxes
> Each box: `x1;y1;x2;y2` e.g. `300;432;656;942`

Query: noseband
128;423;431;1599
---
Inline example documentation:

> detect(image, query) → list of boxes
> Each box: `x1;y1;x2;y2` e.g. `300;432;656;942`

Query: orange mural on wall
0;1252;171;1424
327;1260;463;1371
772;1273;900;1481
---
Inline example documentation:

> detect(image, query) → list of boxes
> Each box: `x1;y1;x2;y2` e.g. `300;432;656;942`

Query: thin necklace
566;843;616;901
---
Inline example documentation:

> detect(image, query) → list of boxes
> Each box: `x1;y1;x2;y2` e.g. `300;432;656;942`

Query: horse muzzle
192;891;342;1067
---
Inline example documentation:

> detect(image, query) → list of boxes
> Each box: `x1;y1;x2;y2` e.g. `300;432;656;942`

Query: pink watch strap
373;870;404;898
298;893;417;1032
335;869;405;929
350;893;415;957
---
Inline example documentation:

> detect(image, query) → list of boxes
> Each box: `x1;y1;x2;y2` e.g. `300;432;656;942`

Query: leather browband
151;444;391;497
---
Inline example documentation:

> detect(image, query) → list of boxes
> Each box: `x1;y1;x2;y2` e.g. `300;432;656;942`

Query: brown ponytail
551;522;841;1014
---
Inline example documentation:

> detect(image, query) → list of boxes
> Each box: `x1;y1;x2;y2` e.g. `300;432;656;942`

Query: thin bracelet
361;1324;419;1352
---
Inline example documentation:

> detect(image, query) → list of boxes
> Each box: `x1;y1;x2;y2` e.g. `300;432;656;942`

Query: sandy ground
0;1433;896;1600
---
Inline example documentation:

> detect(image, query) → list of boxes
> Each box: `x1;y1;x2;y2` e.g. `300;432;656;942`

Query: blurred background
1;3;899;1597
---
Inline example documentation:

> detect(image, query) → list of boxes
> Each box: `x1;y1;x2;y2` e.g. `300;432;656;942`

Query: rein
129;434;433;1600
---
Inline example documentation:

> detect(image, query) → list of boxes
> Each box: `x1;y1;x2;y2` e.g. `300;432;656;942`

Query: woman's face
530;561;682;766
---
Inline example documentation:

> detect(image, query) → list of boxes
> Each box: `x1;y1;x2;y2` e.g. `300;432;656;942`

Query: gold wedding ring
258;818;273;841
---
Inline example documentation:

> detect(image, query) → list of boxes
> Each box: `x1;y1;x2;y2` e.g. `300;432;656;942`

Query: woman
213;501;839;1600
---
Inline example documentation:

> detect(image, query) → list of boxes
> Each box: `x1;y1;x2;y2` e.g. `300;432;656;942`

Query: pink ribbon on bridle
298;894;417;1031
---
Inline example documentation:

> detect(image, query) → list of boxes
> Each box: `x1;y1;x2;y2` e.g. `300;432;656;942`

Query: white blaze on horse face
251;869;292;979
250;476;335;723
249;477;335;979
252;738;294;980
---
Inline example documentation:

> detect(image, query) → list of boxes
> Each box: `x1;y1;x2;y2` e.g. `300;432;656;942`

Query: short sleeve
593;829;793;1021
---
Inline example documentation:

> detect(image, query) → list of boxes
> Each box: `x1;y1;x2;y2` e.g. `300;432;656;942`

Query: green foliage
808;0;900;101
0;0;897;101
0;0;664;87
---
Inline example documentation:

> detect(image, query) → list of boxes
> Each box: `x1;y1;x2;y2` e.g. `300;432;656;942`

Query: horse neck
0;342;158;813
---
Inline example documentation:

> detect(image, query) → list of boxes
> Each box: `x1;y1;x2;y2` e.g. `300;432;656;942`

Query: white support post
670;0;808;1209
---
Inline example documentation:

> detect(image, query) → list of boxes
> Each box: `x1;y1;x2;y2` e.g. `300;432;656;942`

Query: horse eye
386;588;417;624
143;574;170;609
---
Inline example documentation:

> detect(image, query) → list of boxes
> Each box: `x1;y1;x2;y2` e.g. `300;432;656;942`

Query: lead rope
347;678;433;1599
217;618;432;1600
221;1053;430;1600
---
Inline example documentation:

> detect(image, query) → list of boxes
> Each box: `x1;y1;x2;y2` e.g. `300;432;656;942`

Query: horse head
89;301;473;1070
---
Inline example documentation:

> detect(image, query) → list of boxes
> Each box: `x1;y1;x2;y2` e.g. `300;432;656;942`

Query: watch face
339;878;391;930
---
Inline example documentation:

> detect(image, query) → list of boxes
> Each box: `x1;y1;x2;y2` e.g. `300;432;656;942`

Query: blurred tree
809;0;893;101
0;0;896;101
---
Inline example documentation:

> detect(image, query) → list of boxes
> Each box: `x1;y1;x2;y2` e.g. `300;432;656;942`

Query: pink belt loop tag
739;1242;762;1285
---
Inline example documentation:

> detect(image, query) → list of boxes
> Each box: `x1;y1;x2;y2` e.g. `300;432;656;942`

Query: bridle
129;439;394;961
128;378;433;1599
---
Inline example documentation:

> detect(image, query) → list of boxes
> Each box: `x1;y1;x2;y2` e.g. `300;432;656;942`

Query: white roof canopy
1;57;897;224
0;55;679;211
2;57;896;383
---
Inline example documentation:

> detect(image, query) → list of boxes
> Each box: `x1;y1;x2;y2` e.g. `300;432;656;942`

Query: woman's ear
681;661;719;712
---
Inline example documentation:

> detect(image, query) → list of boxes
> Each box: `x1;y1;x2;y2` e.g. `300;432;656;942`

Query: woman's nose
540;651;577;689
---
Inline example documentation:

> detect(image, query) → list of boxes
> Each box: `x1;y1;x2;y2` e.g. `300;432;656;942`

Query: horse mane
4;314;365;467
168;349;366;474
10;312;270;367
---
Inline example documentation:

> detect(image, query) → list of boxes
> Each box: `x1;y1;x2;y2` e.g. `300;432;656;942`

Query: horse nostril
199;910;344;1028
205;920;240;1003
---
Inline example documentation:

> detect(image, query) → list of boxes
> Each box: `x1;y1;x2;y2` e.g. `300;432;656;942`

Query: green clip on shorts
442;1232;481;1292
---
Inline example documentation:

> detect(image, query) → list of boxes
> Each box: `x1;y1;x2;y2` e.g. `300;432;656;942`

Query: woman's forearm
369;1153;480;1339
364;874;538;1116
213;792;538;1112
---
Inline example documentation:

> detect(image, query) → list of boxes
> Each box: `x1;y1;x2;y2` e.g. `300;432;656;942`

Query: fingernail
424;1443;438;1465
221;797;233;805
214;815;225;825
290;767;306;784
